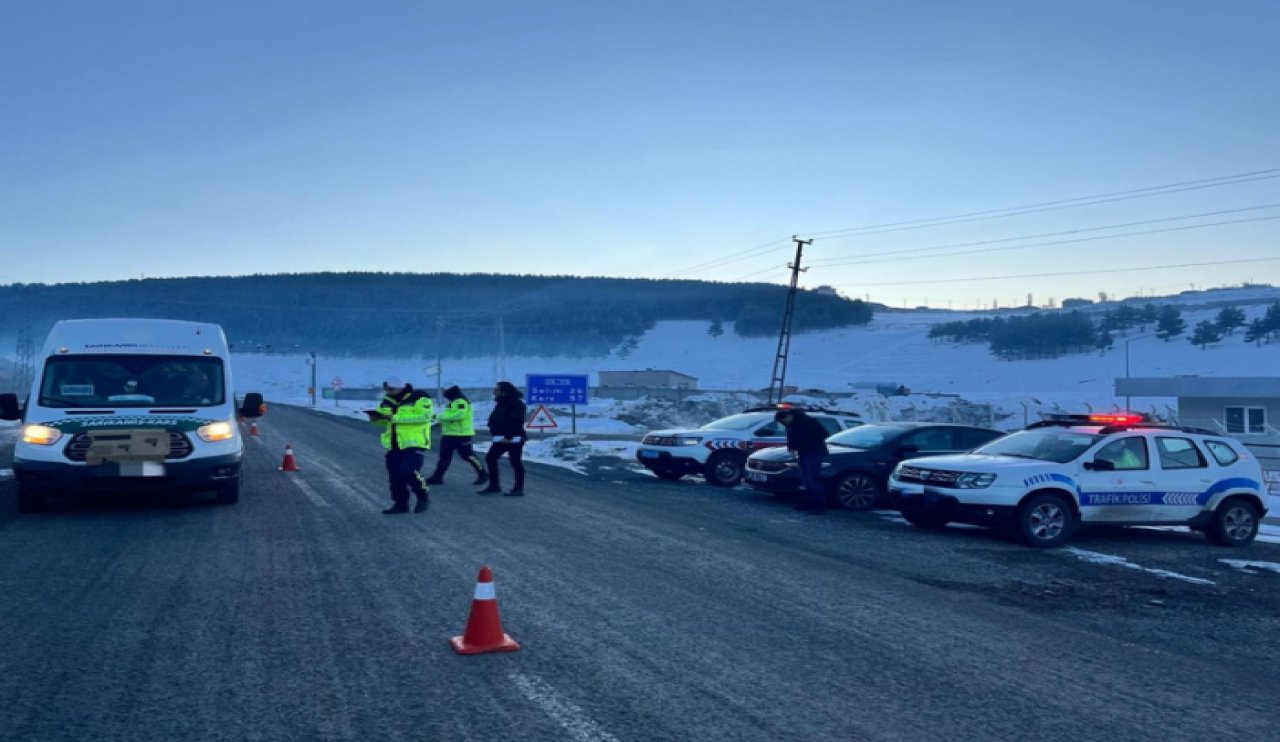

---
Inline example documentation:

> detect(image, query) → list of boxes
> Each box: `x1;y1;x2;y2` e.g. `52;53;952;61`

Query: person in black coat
478;380;528;496
776;408;831;515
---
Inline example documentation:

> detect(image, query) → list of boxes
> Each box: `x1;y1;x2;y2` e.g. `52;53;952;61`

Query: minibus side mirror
240;392;266;419
0;393;21;421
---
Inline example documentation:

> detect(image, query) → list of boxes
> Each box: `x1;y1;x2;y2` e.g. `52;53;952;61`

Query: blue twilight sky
2;0;1277;309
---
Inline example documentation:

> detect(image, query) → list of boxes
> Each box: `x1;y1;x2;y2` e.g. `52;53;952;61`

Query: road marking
509;673;620;742
291;477;331;508
1062;547;1215;585
1219;559;1280;575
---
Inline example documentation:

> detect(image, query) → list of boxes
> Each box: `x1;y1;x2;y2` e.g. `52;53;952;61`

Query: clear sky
2;0;1277;309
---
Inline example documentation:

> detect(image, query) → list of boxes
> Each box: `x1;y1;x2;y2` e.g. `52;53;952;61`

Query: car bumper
743;468;804;493
890;485;1018;526
635;449;705;473
13;454;242;495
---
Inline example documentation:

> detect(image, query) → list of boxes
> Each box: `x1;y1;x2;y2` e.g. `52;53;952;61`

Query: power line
668;167;1280;279
809;210;1280;268
799;169;1280;241
840;255;1280;287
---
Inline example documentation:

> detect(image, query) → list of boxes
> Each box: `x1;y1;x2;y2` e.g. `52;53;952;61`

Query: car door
1152;436;1213;522
1076;435;1157;523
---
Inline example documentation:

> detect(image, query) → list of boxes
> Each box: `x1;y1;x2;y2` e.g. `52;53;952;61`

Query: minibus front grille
63;431;195;462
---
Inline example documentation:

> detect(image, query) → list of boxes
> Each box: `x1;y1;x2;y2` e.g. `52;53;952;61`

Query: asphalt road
1;406;1278;742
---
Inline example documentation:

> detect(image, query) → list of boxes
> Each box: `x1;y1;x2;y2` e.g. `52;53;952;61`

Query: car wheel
16;485;45;514
900;508;949;529
1206;498;1259;547
1016;492;1076;547
703;451;746;487
215;480;240;505
833;472;881;511
653;468;684;481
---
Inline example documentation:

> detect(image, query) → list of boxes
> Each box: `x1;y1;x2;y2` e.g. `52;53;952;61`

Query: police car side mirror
240;392;266;419
1084;459;1115;472
0;393;21;421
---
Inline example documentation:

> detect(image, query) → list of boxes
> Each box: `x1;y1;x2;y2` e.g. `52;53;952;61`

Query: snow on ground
1061;547;1216;585
1219;559;1280;575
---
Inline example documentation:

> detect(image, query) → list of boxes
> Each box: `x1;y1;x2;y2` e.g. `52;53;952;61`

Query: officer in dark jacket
776;408;830;515
477;380;528;497
426;385;488;486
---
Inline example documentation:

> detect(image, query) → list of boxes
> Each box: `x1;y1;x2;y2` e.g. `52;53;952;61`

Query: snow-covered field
233;285;1280;431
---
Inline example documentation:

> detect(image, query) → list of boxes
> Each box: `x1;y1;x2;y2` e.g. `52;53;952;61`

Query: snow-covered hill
232;286;1280;419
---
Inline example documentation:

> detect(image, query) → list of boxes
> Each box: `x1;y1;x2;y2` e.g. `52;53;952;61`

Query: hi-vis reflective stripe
474;582;497;600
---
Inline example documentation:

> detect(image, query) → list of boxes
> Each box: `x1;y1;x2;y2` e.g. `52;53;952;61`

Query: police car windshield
39;355;226;408
974;429;1102;463
701;413;770;431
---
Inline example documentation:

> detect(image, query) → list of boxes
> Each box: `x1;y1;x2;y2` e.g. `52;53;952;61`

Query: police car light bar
1088;413;1148;425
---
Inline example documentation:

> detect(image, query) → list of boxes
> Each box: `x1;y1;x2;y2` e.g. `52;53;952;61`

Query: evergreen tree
1155;306;1186;341
1114;303;1140;330
1095;329;1114;351
1189;320;1223;349
1139;303;1159;329
1264;302;1280;340
1215;306;1246;335
1243;318;1268;347
1099;309;1120;333
707;319;724;339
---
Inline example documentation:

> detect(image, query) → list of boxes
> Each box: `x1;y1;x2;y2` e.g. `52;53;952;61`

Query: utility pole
766;236;811;405
307;351;318;407
496;311;507;380
435;317;445;402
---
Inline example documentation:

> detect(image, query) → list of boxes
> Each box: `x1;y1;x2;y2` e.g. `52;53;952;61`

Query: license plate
746;471;767;482
120;461;166;477
640;450;659;459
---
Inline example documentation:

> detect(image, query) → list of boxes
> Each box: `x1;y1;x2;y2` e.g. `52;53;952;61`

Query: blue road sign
526;374;590;405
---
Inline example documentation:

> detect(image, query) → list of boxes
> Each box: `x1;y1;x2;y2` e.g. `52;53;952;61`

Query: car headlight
22;424;63;445
197;421;236;442
954;472;996;489
677;437;702;446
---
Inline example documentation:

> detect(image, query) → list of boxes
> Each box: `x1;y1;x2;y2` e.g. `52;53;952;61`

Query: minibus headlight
197;421;236;442
22;425;63;445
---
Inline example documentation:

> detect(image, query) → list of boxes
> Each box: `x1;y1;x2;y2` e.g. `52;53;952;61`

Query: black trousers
431;436;484;477
486;441;525;490
386;448;429;506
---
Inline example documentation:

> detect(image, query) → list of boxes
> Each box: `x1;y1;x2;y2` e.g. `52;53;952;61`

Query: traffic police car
889;414;1269;547
636;405;862;486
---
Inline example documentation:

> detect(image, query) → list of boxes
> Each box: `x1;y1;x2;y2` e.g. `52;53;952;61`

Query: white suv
636;406;863;486
888;414;1269;547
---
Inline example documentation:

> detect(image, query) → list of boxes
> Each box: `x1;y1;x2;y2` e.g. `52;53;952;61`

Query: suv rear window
1156;437;1208;469
1204;440;1241;466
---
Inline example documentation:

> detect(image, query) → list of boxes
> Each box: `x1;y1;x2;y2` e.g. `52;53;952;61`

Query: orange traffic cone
450;566;521;655
249;421;260;437
278;444;300;472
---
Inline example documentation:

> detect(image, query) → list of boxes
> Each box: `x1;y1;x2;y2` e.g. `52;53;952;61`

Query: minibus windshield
39;355;226;408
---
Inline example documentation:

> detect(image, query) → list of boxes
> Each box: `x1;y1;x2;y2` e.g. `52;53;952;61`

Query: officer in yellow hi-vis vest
367;376;435;515
426;386;488;486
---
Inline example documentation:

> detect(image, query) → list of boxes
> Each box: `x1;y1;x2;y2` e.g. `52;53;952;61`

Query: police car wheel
653;468;684;481
704;451;745;487
834;473;880;511
1206;498;1259;547
1017;492;1076;547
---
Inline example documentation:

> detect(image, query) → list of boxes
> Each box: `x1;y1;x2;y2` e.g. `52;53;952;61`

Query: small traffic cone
450;566;520;655
278;444;300;472
249;421;260;437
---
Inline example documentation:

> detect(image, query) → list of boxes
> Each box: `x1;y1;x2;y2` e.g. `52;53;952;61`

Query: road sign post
331;376;345;408
526;404;559;439
526;374;589;436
